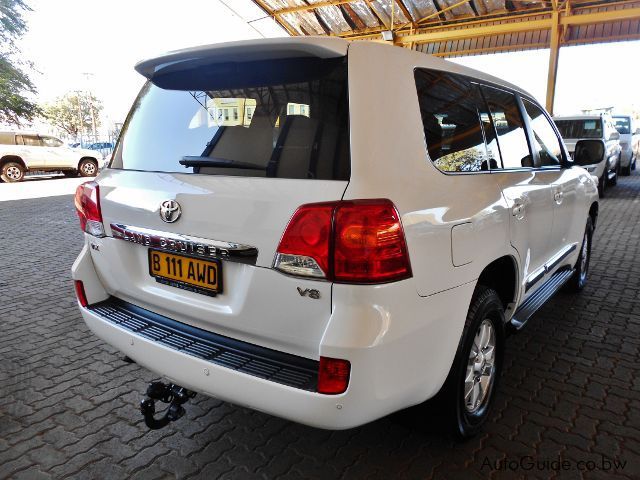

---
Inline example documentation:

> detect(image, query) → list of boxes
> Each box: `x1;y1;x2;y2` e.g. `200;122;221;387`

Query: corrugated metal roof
250;0;640;56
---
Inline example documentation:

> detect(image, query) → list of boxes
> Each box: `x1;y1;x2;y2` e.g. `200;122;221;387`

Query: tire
597;174;605;198
565;217;593;292
609;164;618;186
63;170;79;178
1;161;26;182
78;159;98;177
428;286;505;439
632;155;637;172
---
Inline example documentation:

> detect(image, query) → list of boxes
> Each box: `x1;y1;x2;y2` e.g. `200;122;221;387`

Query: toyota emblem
159;200;181;223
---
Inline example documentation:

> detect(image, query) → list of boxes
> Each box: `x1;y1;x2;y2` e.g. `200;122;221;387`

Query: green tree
0;0;39;125
41;92;103;137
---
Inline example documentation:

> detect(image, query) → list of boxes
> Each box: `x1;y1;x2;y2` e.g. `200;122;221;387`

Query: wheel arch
589;201;598;231
0;155;26;169
476;255;519;312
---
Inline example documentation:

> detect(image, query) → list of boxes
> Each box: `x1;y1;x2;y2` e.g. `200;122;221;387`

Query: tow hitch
140;382;196;430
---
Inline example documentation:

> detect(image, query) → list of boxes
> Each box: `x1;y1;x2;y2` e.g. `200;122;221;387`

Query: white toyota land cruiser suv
72;38;599;438
0;131;102;182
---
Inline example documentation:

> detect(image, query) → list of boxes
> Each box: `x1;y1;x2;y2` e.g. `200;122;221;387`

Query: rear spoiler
135;37;349;84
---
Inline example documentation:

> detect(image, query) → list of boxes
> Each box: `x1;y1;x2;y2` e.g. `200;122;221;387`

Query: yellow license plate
148;250;221;296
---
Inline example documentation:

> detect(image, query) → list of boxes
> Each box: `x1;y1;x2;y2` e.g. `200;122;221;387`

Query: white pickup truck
0;131;103;182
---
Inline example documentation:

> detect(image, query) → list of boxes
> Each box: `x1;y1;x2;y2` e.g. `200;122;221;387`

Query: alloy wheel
6;166;22;180
464;319;496;413
579;229;589;283
82;162;96;175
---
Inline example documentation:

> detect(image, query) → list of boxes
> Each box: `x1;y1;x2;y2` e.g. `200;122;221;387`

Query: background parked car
0;131;104;182
554;114;621;197
612;115;639;175
87;141;115;160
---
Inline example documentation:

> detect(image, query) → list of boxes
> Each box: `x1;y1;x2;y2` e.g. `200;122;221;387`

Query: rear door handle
554;190;564;204
512;203;525;218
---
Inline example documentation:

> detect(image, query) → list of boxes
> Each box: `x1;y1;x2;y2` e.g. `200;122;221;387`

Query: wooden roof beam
397;6;640;45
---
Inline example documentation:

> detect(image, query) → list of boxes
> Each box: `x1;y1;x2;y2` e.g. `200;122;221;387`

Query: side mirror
635;127;640;135
574;139;605;166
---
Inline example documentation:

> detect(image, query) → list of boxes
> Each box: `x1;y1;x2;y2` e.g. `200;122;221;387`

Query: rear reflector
74;280;88;308
318;357;350;394
275;199;411;284
74;181;105;237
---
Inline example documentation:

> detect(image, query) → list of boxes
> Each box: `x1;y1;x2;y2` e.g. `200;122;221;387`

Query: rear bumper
89;297;319;391
79;304;366;429
73;243;475;429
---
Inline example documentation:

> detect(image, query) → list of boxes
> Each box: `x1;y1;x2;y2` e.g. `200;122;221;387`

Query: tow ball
140;382;196;430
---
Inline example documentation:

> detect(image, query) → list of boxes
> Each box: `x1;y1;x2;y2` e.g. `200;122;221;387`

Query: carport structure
249;0;640;114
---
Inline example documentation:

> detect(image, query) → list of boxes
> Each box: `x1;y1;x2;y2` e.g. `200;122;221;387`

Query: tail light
318;357;350;394
75;181;105;237
274;199;411;284
74;280;88;308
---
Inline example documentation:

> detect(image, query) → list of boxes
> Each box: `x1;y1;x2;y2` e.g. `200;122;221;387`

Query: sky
15;0;640;134
17;0;285;130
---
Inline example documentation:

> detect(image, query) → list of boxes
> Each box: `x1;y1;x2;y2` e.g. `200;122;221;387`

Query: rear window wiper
179;156;266;170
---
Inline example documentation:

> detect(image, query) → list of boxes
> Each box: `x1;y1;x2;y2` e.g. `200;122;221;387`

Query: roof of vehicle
134;36;530;100
0;130;41;135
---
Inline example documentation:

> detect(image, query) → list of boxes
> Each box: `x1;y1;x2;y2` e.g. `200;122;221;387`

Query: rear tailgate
90;39;351;359
92;172;347;358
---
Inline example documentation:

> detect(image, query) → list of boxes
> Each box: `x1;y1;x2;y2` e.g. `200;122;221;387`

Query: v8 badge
297;287;320;299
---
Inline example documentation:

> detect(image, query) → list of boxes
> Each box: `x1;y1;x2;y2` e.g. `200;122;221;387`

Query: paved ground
1;174;639;480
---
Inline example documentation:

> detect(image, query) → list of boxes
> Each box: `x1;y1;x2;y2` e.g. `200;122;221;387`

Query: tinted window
414;69;489;173
554;119;602;139
476;100;501;170
0;132;15;145
42;136;63;147
22;135;42;147
523;99;563;167
113;57;350;180
613;116;630;135
481;86;532;169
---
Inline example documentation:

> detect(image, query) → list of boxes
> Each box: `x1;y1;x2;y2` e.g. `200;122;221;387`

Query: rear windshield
554;119;602;139
111;57;350;180
613;116;631;135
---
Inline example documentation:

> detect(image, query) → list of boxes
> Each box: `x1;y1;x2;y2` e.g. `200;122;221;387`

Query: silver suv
554;114;622;197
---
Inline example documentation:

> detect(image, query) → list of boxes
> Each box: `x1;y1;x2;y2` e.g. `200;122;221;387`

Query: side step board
510;268;575;331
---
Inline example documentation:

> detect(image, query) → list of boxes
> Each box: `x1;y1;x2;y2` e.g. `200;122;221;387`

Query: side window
476;96;502;169
414;69;489;173
522;99;563;167
480;86;532;169
42;136;63;147
0;132;15;145
22;135;42;147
